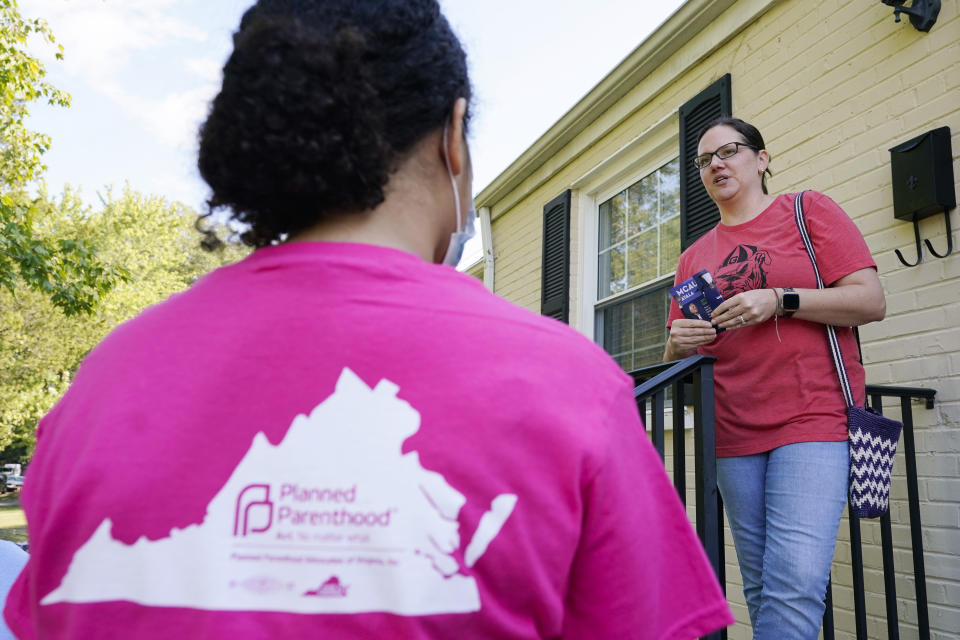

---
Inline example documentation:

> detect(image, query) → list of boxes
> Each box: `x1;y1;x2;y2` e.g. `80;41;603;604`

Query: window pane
631;293;669;369
633;299;664;347
599;192;626;251
599;200;610;250
598;245;626;297
659;159;680;223
598;281;672;373
627;229;657;287
613;352;634;372
598;201;612;250
627;177;657;234
660;214;681;275
603;301;633;357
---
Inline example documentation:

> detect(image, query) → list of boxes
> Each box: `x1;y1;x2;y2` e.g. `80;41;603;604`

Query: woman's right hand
663;318;717;361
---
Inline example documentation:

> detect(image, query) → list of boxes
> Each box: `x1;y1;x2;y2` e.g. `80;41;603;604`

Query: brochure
669;270;725;332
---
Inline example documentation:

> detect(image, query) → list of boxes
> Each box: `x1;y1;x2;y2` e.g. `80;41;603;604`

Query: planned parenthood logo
234;484;274;537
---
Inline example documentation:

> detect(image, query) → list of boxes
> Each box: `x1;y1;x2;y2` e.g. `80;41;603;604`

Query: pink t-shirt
667;192;877;457
8;242;732;639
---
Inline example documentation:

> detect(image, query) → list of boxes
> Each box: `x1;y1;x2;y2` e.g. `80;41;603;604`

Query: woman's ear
757;148;770;175
443;97;468;176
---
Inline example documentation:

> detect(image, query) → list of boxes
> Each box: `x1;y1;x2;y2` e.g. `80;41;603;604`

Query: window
595;158;680;372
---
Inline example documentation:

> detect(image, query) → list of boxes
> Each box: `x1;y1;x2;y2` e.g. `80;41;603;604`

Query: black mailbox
889;126;955;221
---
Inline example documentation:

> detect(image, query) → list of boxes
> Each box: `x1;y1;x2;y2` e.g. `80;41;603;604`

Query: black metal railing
631;354;724;640
630;357;936;640
823;385;937;640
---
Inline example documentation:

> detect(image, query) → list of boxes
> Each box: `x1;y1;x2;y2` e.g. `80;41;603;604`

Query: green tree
0;186;249;464
0;0;126;314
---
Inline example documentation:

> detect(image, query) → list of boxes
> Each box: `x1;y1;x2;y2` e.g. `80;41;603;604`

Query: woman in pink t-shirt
665;118;887;639
6;1;735;638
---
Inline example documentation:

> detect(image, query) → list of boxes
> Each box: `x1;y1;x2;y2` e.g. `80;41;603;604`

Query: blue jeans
716;441;849;640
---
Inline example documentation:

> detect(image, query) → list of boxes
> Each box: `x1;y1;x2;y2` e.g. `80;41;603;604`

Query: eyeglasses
693;142;759;170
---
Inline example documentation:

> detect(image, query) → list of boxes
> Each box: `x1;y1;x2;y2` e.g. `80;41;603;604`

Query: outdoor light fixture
889;127;955;266
880;0;940;31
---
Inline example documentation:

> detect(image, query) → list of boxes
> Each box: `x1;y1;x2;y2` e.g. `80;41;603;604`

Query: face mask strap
442;123;463;232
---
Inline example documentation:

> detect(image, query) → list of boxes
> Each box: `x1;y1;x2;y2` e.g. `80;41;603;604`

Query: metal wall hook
895;213;924;267
922;207;953;259
895;208;955;266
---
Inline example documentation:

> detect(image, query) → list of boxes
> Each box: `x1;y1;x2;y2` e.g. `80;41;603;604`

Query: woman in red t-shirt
664;117;887;640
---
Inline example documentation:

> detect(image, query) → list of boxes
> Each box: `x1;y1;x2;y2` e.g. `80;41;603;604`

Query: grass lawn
0;494;26;545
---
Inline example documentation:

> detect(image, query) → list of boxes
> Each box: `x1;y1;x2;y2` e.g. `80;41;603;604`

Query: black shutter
541;190;571;323
679;74;731;250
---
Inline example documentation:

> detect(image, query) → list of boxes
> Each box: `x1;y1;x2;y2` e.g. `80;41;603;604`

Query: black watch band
782;287;799;317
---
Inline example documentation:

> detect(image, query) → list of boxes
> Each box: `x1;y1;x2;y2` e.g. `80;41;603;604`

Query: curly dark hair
197;0;472;247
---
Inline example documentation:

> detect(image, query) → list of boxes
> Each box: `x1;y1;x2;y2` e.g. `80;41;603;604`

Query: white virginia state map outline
43;368;518;615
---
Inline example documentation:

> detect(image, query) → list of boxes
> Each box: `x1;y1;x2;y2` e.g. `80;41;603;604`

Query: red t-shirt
667;192;877;457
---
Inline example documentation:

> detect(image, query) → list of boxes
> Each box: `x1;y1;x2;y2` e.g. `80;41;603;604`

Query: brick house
465;0;959;637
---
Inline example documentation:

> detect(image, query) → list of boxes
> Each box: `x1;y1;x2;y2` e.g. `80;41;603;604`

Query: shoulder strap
793;192;855;408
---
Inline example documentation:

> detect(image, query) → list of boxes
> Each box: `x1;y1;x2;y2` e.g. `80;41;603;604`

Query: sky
22;0;687;265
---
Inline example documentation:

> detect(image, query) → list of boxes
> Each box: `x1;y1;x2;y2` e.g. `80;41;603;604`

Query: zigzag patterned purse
793;192;902;519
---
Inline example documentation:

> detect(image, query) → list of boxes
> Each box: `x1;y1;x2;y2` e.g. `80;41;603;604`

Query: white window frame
569;111;679;344
568;113;695;431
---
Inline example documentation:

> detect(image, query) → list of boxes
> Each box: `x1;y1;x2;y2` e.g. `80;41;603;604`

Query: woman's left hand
710;288;778;331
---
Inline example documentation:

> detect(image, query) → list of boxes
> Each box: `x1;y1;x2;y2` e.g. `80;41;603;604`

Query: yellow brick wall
483;0;960;638
462;258;484;282
489;197;542;313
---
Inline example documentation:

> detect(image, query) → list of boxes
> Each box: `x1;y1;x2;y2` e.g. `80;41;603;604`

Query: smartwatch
781;287;799;317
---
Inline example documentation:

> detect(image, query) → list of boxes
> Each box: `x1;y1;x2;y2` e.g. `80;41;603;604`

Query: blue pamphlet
669;270;725;332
